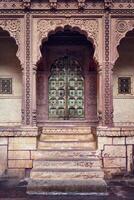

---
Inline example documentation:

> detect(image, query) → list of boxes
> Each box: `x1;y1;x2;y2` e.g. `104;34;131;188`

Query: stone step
31;150;99;160
38;141;96;150
30;168;104;180
27;179;107;194
33;159;101;169
40;134;94;142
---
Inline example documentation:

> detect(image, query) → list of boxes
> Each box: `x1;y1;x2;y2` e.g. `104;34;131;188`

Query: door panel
49;56;84;119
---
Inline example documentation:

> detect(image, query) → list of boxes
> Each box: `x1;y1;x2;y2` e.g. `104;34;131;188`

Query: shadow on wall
115;29;134;67
0;27;22;126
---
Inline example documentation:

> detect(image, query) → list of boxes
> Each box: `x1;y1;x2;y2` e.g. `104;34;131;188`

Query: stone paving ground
0;178;134;200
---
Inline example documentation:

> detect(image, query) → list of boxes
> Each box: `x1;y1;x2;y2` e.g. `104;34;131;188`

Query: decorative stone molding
1;1;134;11
114;122;134;126
97;127;134;137
0;127;38;137
112;19;134;64
36;18;99;60
42;127;93;134
104;0;113;9
77;0;85;9
0;19;22;62
49;0;57;9
23;0;31;9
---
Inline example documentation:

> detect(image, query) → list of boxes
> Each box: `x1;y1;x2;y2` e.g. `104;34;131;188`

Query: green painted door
49;56;84;119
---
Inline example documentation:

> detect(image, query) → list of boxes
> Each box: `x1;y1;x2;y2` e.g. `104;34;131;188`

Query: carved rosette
0;19;21;63
36;18;99;60
112;19;134;64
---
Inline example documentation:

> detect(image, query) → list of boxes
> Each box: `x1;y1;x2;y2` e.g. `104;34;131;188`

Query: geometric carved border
97;127;134;137
104;12;113;126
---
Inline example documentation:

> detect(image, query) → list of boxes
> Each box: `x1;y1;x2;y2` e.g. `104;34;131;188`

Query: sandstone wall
0;128;134;180
97;128;134;178
0;131;37;178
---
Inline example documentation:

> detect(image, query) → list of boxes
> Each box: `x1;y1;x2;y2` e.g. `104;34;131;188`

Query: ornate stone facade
0;0;134;185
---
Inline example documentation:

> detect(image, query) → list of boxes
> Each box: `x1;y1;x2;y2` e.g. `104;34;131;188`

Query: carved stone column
24;13;32;126
104;11;113;127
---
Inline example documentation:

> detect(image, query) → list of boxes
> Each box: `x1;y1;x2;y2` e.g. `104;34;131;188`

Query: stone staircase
27;126;107;194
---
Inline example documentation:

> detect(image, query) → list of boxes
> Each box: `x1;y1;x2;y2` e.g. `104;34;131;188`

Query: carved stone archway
31;17;104;126
0;18;23;65
34;18;99;64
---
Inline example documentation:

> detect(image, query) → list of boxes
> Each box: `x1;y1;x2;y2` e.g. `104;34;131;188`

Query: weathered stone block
98;137;112;150
102;145;126;157
31;150;98;160
9;137;37;150
8;151;30;160
40;134;94;142
33;160;101;169
103;157;126;168
31;170;104;180
0;137;8;145
126;137;134;144
8;160;33;169
38;141;96;150
0;146;7;175
113;137;125;145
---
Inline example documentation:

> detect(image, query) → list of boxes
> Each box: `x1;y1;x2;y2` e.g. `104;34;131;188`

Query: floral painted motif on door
49;56;84;119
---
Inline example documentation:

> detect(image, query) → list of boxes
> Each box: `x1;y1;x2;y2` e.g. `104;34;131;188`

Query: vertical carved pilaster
25;13;32;126
21;67;25;125
32;66;37;126
97;65;103;126
104;11;113;126
110;64;114;125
